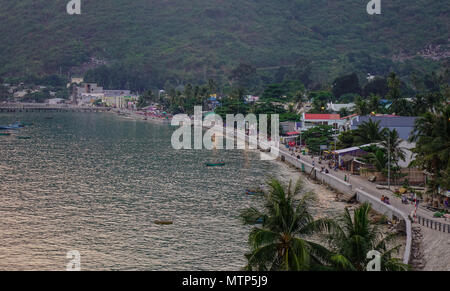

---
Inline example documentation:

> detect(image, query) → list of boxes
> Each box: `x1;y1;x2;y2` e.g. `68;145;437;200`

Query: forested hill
0;0;448;89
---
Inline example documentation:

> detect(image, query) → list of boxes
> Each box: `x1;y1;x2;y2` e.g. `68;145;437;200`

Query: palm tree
354;119;387;145
240;179;332;271
381;129;406;167
410;106;450;200
354;97;369;116
326;203;409;271
363;148;388;173
368;94;381;114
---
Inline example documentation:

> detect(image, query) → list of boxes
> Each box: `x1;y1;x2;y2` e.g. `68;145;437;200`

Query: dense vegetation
0;0;448;91
240;179;408;271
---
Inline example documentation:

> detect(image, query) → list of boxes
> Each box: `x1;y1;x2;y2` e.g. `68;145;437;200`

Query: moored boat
245;189;264;196
0;122;22;130
205;162;226;167
253;218;263;224
154;220;173;225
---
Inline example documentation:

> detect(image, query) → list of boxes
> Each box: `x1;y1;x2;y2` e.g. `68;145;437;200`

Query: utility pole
334;118;337;167
387;118;391;191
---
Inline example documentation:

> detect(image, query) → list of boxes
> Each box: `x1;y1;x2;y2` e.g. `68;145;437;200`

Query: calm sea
0;112;285;270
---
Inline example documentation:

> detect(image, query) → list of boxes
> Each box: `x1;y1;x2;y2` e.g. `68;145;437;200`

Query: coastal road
289;151;443;222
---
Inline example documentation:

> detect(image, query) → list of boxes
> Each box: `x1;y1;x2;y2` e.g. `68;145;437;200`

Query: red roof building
300;113;346;132
304;114;340;120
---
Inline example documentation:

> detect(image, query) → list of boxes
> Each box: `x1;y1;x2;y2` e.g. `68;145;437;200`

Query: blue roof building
351;116;417;140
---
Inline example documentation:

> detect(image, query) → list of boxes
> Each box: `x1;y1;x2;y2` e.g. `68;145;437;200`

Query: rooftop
352;115;417;127
304;113;340;120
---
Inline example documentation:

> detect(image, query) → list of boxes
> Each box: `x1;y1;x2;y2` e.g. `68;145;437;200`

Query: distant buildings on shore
72;82;139;108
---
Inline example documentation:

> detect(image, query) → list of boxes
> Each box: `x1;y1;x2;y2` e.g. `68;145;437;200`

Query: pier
0;103;110;113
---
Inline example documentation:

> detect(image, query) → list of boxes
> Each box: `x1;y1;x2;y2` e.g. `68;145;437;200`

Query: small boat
44;117;54;120
206;162;226;167
0;122;22;130
18;136;31;140
0;132;11;136
154;220;173;225
253;218;263;225
245;189;264;196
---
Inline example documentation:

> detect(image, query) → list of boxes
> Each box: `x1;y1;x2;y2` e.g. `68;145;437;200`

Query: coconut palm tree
381;129;406;167
354;119;387;145
354;97;370;116
240;179;332;271
363;148;388;173
326;203;409;271
409;106;450;199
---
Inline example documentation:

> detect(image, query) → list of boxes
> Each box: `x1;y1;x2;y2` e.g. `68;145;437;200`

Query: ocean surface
0;112;286;271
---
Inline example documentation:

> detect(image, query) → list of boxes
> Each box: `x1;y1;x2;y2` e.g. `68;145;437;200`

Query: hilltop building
326;102;355;113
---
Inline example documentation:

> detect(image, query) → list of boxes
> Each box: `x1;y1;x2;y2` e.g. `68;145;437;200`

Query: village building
298;113;346;132
351;115;417;140
326;102;355;113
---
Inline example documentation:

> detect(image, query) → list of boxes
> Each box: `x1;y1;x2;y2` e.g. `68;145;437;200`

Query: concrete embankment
260;138;413;266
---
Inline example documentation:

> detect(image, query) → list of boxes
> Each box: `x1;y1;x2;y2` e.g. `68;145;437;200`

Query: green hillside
0;0;448;89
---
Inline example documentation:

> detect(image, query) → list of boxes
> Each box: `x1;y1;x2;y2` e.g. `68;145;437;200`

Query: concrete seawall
226;130;413;265
356;189;412;265
277;146;412;265
280;151;353;195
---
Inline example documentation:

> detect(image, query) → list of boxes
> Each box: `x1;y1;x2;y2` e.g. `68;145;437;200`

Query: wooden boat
253;218;263;225
154;220;173;225
245;189;264;196
0;122;21;130
205;162;226;167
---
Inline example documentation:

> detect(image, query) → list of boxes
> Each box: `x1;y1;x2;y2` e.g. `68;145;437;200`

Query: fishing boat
0;132;11;136
205;162;226;167
154;220;173;225
253;218;263;225
245;189;264;196
0;122;22;130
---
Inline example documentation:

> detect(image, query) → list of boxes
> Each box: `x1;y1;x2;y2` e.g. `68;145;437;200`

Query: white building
298;113;346;132
47;98;65;105
327;102;355;113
